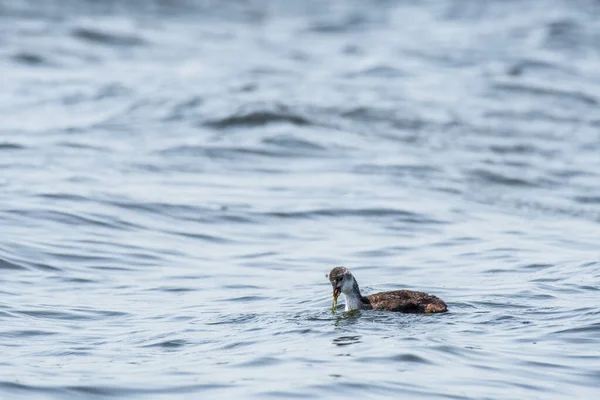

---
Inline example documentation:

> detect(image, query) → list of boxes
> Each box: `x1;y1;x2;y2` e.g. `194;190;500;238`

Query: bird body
328;266;447;313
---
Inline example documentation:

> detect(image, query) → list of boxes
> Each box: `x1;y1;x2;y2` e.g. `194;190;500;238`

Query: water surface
1;0;600;399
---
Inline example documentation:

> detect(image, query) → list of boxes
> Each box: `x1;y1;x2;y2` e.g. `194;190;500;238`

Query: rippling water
1;0;600;398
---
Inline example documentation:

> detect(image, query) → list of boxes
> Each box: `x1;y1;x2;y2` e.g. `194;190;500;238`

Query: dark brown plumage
328;266;448;313
363;290;447;313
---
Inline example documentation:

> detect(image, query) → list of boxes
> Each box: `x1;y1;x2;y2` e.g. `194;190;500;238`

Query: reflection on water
333;335;362;347
333;310;362;329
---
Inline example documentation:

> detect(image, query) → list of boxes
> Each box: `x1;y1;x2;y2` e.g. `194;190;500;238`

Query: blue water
1;0;599;399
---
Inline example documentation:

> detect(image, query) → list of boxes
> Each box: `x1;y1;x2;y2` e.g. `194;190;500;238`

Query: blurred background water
1;0;600;398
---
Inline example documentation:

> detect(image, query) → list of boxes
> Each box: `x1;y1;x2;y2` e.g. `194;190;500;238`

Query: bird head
328;266;355;302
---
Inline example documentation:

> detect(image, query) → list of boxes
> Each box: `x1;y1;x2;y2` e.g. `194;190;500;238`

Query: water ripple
206;107;311;128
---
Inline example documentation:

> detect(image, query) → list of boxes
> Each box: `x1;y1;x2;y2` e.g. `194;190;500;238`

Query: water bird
328;266;447;313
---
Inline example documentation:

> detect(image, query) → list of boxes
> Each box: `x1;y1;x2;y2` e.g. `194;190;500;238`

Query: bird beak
333;287;341;302
331;287;341;313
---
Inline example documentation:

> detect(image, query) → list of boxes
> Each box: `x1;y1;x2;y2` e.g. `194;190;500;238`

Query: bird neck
342;279;364;311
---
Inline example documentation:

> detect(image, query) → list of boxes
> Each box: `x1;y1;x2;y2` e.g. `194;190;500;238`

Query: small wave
108;199;208;216
142;339;189;349
510;198;600;223
206;313;261;326
263;207;438;222
357;353;434;365
7;208;141;230
11;52;53;66
262;135;326;152
159;144;322;160
163;96;203;121
574;195;600;205
470;168;540;187
332;335;361;346
353;246;411;258
0;329;58;338
224;296;271;302
218;341;257;351
222;284;264;289
552;322;600;337
234;251;277;260
234;356;283;367
488;143;554;157
16;307;129;321
106;199;254;224
205;107;310;128
543;18;584;51
0;381;232;397
0;142;26;150
346;65;407;78
148;286;197;293
71;27;146;47
484;110;585;126
354;163;441;178
0;247;60;272
506;58;576;77
521;263;554;271
59;277;98;284
164;229;231;243
36;192;90;202
308;13;370;34
0;257;28;271
493;82;597;106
